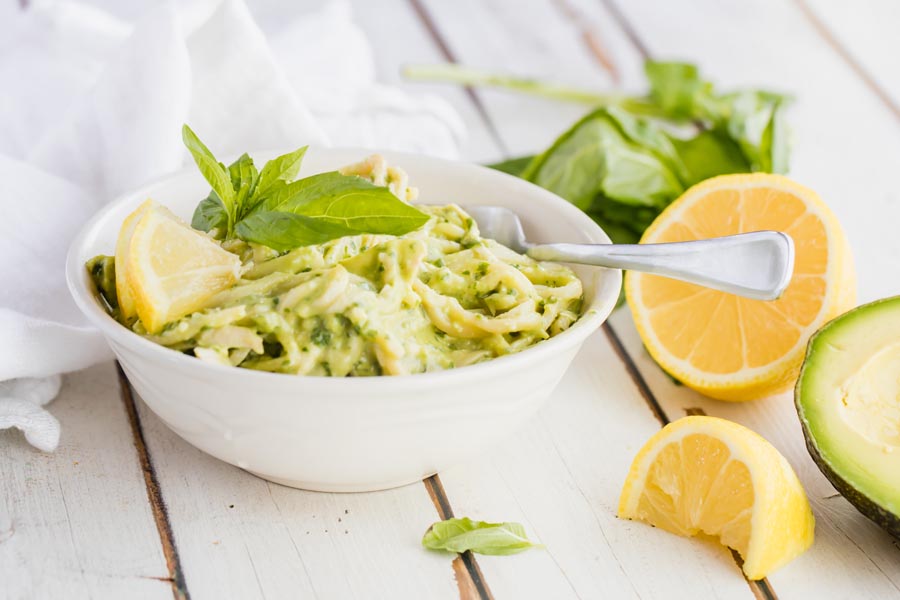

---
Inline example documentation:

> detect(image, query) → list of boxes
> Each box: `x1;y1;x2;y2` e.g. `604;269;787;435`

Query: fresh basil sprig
406;60;791;244
422;517;541;556
182;125;429;251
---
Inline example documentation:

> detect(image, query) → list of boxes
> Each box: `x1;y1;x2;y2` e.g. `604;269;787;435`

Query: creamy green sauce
92;158;584;376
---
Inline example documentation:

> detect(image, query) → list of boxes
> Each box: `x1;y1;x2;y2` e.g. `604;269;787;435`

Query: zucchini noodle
105;155;584;376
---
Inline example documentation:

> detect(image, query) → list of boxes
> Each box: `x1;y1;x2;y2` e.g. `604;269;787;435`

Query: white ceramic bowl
67;148;621;492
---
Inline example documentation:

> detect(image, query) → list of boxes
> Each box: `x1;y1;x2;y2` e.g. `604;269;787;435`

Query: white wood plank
406;0;759;596
419;0;645;157
133;390;462;600
801;0;900;111
346;0;504;163
0;362;170;600
609;310;900;596
439;333;754;599
602;0;900;596
609;0;900;305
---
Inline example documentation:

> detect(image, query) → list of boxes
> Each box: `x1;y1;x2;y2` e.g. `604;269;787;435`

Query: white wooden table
4;1;900;598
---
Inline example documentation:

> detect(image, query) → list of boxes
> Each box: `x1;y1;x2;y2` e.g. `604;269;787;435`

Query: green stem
402;64;666;117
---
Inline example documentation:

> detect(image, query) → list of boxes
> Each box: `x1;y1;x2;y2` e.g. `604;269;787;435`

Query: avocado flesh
796;296;900;538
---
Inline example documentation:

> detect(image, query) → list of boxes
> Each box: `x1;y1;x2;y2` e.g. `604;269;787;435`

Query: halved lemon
123;201;240;333
618;416;815;580
626;174;855;401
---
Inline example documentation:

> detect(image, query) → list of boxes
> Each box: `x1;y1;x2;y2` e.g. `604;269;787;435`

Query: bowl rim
66;147;622;390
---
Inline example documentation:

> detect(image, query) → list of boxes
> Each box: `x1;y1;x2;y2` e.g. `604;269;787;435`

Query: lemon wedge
618;416;815;580
626;173;855;401
114;199;153;321
123;201;240;333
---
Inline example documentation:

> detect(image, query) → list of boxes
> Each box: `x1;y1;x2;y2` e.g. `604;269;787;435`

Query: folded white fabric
0;0;464;451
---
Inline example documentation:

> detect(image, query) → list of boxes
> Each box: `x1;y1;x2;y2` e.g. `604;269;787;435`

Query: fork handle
525;231;795;301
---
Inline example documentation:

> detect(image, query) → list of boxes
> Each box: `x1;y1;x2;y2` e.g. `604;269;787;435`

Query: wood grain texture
130;383;463;600
796;0;900;119
600;0;900;596
0;363;169;600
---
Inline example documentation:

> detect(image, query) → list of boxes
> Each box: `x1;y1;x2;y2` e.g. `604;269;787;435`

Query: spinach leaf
422;517;540;556
406;59;793;244
670;129;749;185
522;114;610;210
487;155;534;176
644;61;712;121
182;125;236;231
523;109;683;210
717;91;790;173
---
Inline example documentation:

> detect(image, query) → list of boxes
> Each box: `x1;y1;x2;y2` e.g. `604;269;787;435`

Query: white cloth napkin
0;0;464;451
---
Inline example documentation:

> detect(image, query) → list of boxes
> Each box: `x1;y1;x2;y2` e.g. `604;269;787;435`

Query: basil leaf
235;211;356;252
256;171;430;234
487;155;534;177
182;125;235;220
256;146;308;198
191;191;228;235
234;172;429;250
228;153;259;220
422;517;540;556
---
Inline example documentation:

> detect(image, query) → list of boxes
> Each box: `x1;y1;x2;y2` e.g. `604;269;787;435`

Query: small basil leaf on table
422;517;541;556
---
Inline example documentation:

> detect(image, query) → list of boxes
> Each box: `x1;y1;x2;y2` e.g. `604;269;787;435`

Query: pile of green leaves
408;61;790;243
183;125;429;252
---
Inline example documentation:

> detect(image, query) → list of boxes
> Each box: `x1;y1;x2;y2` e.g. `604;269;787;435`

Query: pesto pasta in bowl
67;141;621;491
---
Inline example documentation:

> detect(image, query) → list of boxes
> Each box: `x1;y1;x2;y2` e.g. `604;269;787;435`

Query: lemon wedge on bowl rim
119;201;240;333
618;415;815;580
626;173;855;401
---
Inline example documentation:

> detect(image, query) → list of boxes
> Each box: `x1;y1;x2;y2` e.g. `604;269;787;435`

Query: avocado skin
801;430;900;539
795;298;900;540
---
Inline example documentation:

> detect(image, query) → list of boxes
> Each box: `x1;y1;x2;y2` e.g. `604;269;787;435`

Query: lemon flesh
619;416;815;580
627;173;855;401
124;202;240;333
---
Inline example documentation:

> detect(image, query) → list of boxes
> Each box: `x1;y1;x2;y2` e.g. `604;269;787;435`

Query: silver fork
465;206;794;301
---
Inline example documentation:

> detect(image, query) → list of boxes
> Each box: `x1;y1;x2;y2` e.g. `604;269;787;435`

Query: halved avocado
796;296;900;538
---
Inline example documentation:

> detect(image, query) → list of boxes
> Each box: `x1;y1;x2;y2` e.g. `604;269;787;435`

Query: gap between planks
424;476;495;600
790;0;900;121
406;0;510;157
118;357;487;600
562;3;780;597
116;363;191;600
